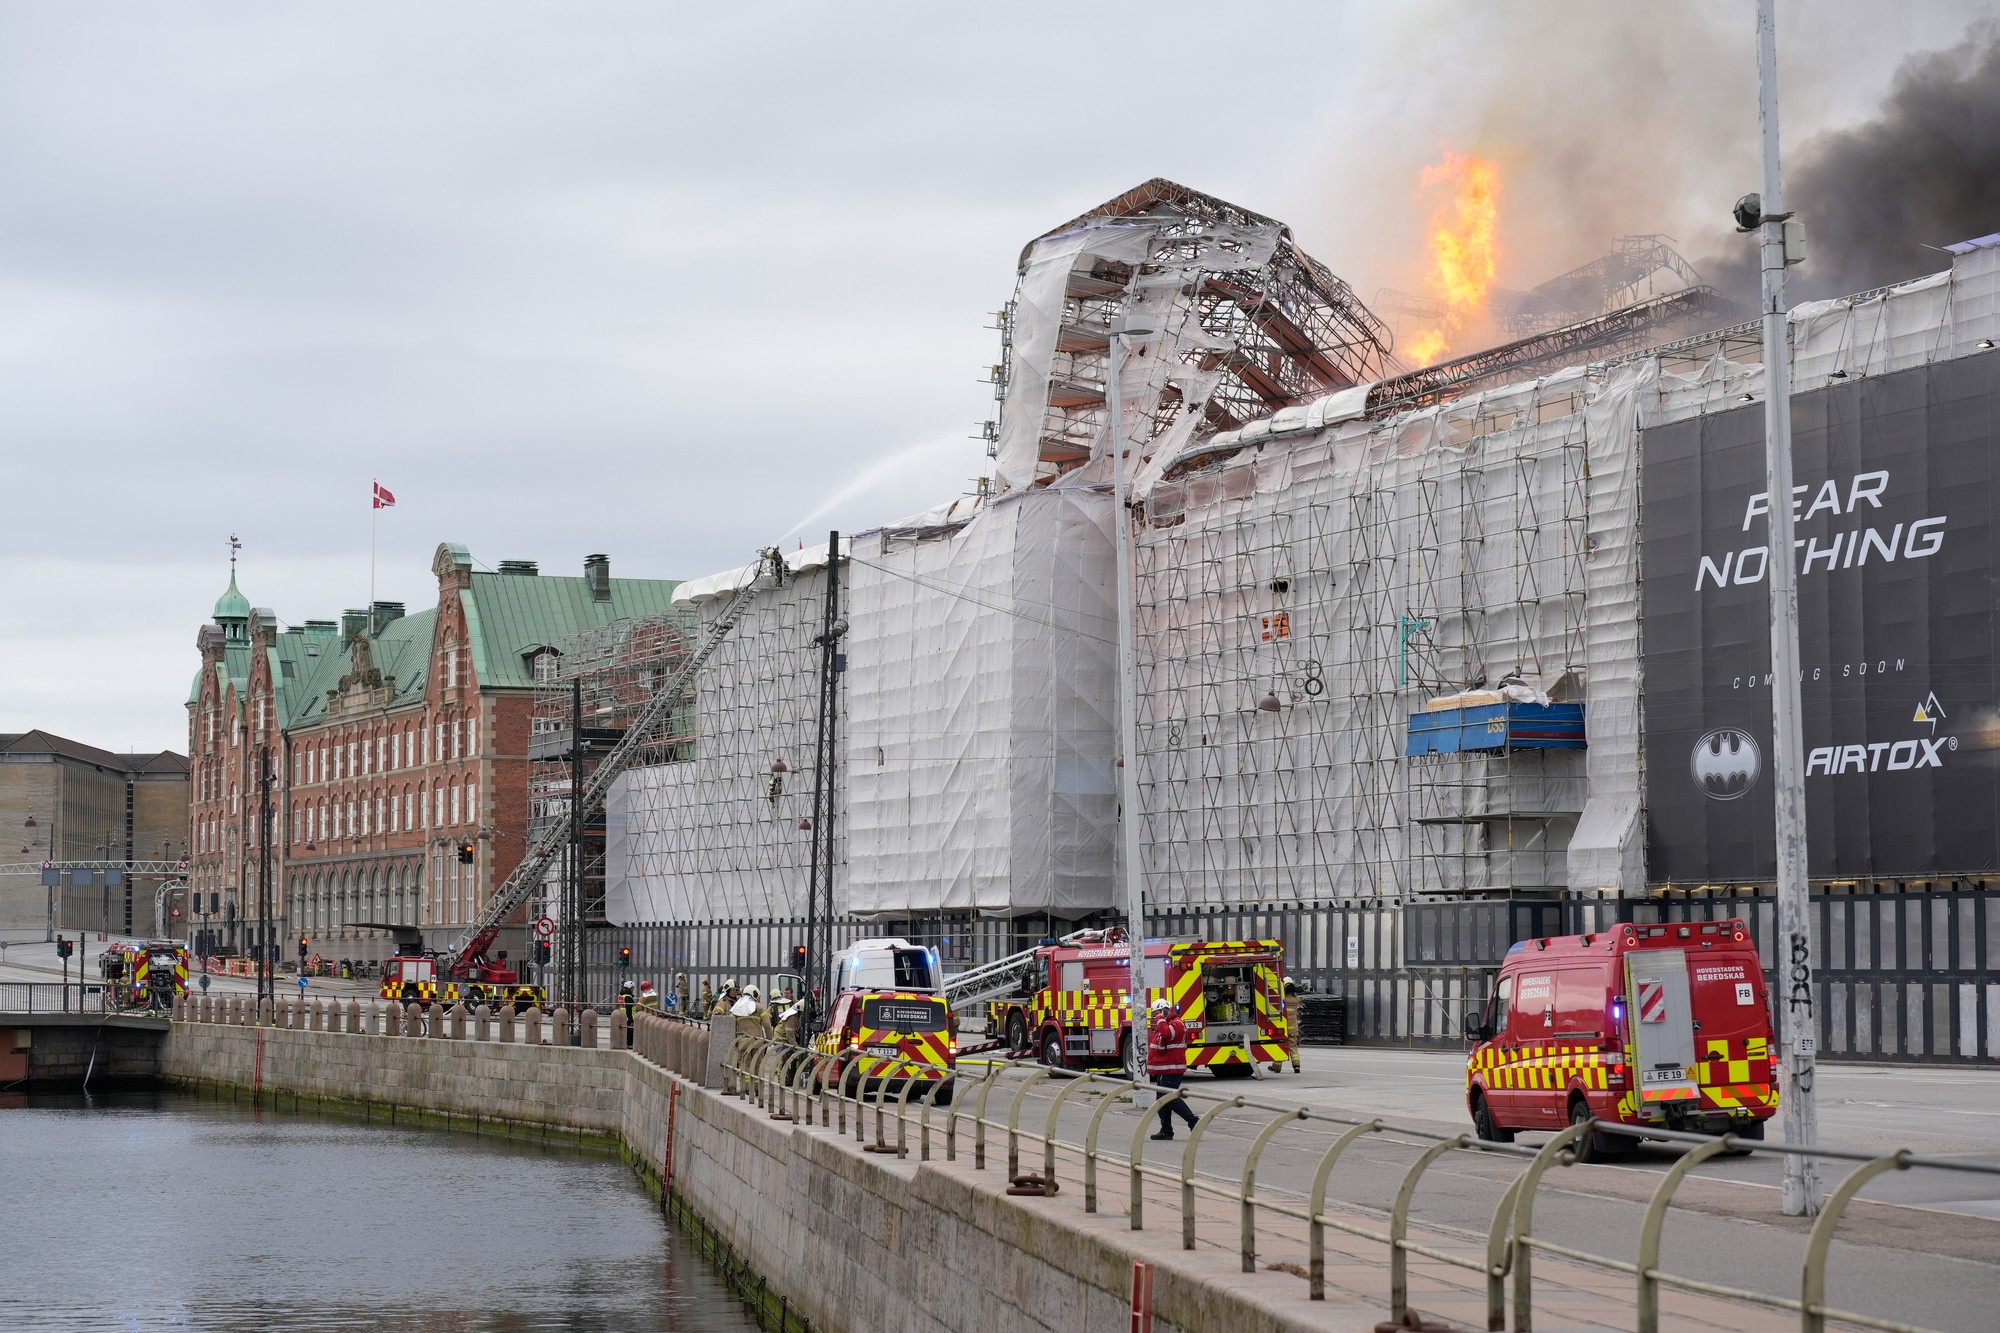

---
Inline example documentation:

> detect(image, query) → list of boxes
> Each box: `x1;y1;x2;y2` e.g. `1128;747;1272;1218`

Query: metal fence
0;982;114;1014
599;885;2000;1064
722;1037;2000;1333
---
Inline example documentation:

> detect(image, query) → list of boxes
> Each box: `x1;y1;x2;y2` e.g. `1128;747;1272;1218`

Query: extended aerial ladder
442;549;787;983
942;926;1124;1046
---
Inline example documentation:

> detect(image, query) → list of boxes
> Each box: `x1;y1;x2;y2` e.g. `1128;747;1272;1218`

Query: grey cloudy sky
0;1;1988;754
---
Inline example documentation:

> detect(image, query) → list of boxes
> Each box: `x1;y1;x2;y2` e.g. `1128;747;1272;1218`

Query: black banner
1640;354;2000;883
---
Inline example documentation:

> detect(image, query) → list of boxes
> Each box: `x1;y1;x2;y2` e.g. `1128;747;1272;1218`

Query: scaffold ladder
444;550;786;977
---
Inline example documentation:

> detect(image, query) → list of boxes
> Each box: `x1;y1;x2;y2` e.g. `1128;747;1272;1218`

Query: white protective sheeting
604;565;834;924
845;485;1118;916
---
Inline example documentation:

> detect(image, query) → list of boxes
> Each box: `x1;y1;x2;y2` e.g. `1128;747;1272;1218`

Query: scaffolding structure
993;178;1396;490
1131;373;1597;908
599;554;839;924
527;611;695;925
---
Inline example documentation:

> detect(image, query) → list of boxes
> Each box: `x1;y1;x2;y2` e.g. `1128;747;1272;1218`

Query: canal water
0;1089;762;1332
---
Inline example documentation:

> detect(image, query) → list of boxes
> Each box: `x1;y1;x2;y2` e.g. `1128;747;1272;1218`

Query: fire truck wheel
1471;1092;1513;1144
1118;1031;1135;1080
1039;1027;1065;1069
930;1079;954;1108
1568;1097;1627;1162
1005;1011;1027;1055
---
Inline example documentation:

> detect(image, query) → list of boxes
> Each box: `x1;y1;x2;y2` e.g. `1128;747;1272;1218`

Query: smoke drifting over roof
1701;22;2000;302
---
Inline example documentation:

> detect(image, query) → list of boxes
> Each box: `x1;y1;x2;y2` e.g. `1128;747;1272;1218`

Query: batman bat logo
1691;728;1761;800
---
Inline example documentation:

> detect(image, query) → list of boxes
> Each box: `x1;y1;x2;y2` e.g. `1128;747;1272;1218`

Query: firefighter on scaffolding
1147;997;1200;1141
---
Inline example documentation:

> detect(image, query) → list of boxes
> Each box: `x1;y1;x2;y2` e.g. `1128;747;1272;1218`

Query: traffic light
790;944;807;972
55;936;72;959
456;842;475;865
616;947;632;970
298;936;309;960
534;940;551;967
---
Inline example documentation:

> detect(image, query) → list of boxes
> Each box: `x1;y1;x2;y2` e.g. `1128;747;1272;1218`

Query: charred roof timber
992;177;1397;490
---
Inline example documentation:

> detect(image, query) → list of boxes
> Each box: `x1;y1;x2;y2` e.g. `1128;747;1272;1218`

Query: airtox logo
1913;691;1946;735
1692;728;1761;801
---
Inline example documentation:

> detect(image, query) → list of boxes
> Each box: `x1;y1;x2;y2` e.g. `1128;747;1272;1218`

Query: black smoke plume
1702;23;2000;302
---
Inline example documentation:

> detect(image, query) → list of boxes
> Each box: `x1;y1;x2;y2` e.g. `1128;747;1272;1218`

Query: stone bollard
406;1001;425;1037
473;1004;489;1043
612;1008;627;1051
552;1007;570;1045
314;998;329;1032
346;998;361;1034
259;998;274;1026
498;1007;515;1044
383;1002;402;1038
525;1008;543;1045
580;1007;598;1049
449;1003;465;1041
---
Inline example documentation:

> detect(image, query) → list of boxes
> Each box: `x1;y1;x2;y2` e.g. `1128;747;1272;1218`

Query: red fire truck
380;949;540;1011
1465;918;1779;1159
955;929;1291;1077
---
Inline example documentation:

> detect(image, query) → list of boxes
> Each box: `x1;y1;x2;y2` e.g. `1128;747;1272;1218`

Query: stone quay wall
163;1008;1374;1333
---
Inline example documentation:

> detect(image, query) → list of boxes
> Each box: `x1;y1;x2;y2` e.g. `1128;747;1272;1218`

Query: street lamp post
1109;310;1156;1077
1751;0;1822;1218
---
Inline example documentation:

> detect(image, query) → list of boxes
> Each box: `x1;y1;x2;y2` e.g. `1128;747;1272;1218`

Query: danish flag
1637;979;1668;1024
372;481;396;510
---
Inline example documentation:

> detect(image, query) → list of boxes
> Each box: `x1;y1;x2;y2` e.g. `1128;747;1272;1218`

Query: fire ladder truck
944;927;1292;1074
432;549;789;997
942;927;1110;1055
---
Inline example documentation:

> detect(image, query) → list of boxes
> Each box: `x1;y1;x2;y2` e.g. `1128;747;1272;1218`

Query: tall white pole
1110;317;1151;1078
1755;0;1822;1217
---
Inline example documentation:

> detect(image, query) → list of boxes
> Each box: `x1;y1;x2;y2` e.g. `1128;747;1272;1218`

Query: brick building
0;732;188;935
187;545;678;967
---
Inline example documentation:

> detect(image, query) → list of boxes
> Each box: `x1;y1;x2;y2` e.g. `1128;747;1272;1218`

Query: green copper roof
213;571;251;622
461;570;682;689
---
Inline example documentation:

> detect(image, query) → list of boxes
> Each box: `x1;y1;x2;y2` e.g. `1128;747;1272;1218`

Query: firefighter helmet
1149;997;1172;1013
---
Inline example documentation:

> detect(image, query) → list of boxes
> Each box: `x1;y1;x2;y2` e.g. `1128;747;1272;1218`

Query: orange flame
1403;150;1500;368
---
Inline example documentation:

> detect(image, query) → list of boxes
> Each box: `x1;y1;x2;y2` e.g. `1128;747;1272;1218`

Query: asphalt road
945;1046;2000;1333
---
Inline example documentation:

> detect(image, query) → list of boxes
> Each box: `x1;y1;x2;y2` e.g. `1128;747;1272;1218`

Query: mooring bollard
499;1006;516;1044
405;1001;424;1037
449;1003;466;1041
525;1008;543;1045
612;1009;627;1050
473;1004;490;1042
581;1007;599;1049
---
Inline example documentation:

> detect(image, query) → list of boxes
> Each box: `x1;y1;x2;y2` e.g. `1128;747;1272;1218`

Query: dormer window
529;647;560;683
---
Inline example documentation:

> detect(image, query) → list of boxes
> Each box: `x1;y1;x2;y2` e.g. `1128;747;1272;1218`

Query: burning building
594;180;2000;1064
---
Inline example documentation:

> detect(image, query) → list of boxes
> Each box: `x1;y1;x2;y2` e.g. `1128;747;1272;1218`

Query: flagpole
370;480;378;617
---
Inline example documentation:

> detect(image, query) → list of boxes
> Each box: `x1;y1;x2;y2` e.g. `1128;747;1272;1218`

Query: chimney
340;609;369;646
498;560;539;576
370;601;406;635
584;554;611;602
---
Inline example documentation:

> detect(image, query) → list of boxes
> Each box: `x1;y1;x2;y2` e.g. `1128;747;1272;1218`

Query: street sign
534;916;556;940
297;975;308;991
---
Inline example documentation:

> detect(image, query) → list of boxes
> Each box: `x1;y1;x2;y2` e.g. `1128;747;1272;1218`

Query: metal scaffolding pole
806;531;844;1037
1754;0;1822;1217
1112;313;1154;1074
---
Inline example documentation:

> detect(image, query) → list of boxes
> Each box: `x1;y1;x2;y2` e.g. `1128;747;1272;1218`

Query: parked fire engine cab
100;941;189;1010
810;938;955;1101
380;948;540;1011
1465;918;1778;1159
964;928;1290;1077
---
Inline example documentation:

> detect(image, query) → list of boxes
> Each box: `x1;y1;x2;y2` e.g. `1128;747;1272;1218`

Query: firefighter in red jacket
1146;997;1200;1141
